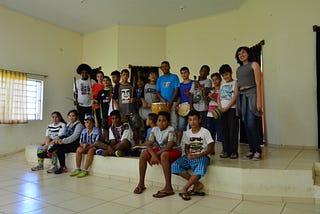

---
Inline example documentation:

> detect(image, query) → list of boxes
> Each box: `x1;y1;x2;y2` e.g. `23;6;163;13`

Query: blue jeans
206;117;222;142
239;94;262;153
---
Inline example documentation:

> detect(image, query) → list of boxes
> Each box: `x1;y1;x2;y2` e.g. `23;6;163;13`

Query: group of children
31;46;263;201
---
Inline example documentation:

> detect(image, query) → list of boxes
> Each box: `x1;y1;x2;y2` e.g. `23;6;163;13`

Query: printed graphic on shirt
220;84;234;101
80;83;90;95
121;88;131;104
164;82;171;87
146;88;157;94
189;136;204;154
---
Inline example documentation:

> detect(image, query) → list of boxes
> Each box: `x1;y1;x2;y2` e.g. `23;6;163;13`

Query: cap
84;115;95;122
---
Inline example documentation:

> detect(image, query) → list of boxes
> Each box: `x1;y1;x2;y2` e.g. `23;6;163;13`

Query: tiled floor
0;148;320;214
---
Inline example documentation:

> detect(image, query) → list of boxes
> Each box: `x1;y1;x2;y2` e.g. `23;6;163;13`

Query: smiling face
237;49;249;64
68;112;78;123
221;72;233;83
51;113;61;125
160;62;170;75
180;69;190;80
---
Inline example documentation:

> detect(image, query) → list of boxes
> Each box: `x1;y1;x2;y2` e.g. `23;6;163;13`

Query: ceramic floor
0;150;319;214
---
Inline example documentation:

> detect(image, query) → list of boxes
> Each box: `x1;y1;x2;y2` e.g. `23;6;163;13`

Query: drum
211;108;223;119
178;103;190;117
151;103;169;114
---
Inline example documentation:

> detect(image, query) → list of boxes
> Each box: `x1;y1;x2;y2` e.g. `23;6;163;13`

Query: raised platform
25;143;320;204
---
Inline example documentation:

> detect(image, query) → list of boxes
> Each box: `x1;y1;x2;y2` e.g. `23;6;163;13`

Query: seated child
31;111;66;173
69;115;103;178
131;113;158;157
133;111;181;198
171;110;214;201
94;110;133;157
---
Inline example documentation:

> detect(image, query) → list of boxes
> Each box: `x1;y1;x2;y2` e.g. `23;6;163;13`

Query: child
139;70;159;120
111;70;120;94
218;64;239;159
92;71;105;128
74;63;96;125
190;65;212;127
95;110;133;157
171;110;214;201
69;115;103;178
206;72;223;154
175;66;193;145
131;113;158;157
133;111;181;198
31;112;66;173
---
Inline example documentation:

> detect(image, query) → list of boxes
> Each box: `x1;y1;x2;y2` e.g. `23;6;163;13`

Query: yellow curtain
0;69;28;124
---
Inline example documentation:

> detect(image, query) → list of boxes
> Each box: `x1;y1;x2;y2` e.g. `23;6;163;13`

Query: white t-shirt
183;127;214;155
75;79;96;107
220;80;236;109
45;122;66;140
190;79;212;111
149;126;177;149
109;122;134;145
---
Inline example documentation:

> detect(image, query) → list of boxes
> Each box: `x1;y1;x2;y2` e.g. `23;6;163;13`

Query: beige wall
166;0;319;147
0;6;82;155
83;25;166;77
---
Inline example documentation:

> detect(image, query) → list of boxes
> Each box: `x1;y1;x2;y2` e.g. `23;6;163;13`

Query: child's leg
84;147;96;171
138;150;151;187
75;146;84;169
160;152;174;192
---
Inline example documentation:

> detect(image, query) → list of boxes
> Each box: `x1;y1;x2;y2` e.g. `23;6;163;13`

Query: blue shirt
179;80;193;103
156;73;180;102
79;127;102;145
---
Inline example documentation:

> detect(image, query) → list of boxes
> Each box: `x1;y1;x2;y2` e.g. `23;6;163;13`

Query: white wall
166;0;319;147
0;6;83;155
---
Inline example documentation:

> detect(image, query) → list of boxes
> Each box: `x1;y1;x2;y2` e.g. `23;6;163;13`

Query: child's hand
149;156;160;165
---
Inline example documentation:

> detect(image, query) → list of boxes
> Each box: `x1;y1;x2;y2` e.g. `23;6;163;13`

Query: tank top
236;62;256;87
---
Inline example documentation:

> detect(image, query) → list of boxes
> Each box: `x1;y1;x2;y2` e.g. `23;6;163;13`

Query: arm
61;123;84;144
168;87;179;109
252;62;262;112
156;91;167;103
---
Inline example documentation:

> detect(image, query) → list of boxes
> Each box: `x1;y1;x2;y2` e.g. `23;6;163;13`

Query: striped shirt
79;127;102;145
45;122;66;140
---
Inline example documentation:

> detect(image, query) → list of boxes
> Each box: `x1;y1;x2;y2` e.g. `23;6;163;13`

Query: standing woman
235;46;263;161
54;110;84;174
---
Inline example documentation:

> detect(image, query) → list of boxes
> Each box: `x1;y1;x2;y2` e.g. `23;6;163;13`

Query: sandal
153;191;175;198
188;190;205;196
133;185;146;194
179;192;191;201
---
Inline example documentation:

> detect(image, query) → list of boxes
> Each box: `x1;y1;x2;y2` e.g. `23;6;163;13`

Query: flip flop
153;191;175;198
188;190;205;196
133;185;146;194
179;192;191;201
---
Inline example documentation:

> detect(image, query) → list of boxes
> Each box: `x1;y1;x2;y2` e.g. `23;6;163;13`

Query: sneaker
70;169;81;177
229;153;239;159
219;152;229;158
115;150;125;157
77;170;89;178
251;152;261;161
54;166;68;174
47;165;58;173
31;164;43;171
96;149;104;155
242;152;254;160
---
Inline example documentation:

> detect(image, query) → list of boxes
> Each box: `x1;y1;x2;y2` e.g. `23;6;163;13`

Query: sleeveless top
236;62;256;87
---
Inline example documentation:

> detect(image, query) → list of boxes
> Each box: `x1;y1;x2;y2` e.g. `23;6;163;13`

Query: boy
111;70;120;94
218;64;239;159
156;61;180;130
69;115;103;178
131;113;158;157
139;70;159;120
95;110;133;157
133;111;181;198
206;72;223;154
175;66;193;145
171;110;214;201
74;64;96;125
190;65;212;127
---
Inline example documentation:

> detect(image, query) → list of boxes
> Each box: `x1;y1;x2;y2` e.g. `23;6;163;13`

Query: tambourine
177;103;190;117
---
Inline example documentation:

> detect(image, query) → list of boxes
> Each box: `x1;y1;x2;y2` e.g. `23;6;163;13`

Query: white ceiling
0;0;245;35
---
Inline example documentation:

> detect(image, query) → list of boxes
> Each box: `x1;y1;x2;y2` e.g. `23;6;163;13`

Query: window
26;78;43;120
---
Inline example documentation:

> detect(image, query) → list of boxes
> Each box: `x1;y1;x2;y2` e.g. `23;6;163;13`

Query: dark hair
161;61;170;67
76;64;92;75
96;71;104;77
51;111;66;124
188;109;201;118
200;65;210;73
121;69;129;74
111;70;120;77
235;46;253;65
110;110;121;118
180;66;189;72
158;111;170;122
147;113;158;124
219;64;232;75
210;72;222;80
67;109;79;117
148;70;158;76
103;76;111;81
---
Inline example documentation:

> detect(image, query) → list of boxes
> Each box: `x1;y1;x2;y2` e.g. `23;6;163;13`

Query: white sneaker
251;152;261;161
47;165;58;173
31;164;43;171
